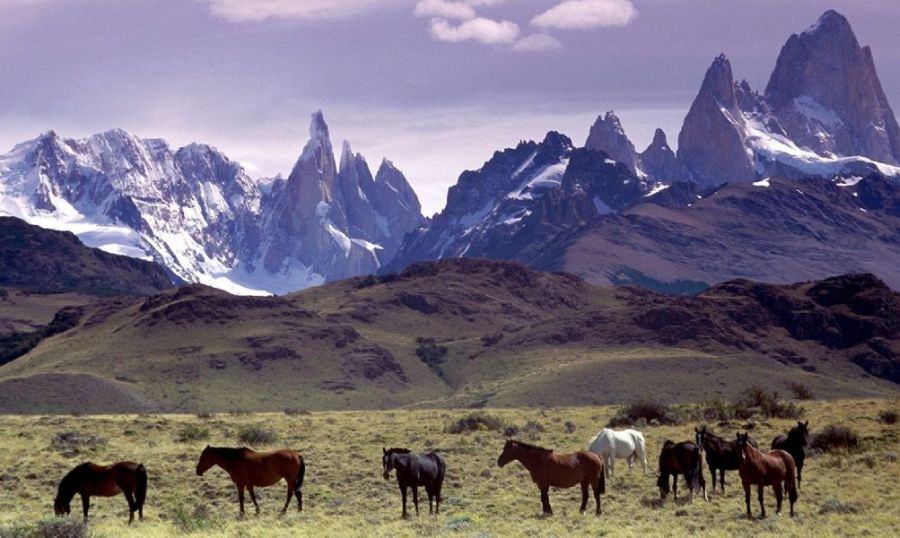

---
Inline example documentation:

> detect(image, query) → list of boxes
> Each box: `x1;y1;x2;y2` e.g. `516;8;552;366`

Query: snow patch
752;178;771;188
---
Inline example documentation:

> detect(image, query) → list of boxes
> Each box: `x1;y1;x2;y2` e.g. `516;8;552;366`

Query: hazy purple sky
1;0;898;214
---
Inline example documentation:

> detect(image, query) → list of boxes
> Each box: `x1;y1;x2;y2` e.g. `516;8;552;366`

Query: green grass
0;399;897;537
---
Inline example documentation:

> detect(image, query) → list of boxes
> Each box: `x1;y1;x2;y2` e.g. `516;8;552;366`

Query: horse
586;428;648;477
657;440;707;502
196;445;305;517
695;425;757;493
736;432;797;519
497;439;605;516
382;447;446;519
53;461;147;524
771;421;809;489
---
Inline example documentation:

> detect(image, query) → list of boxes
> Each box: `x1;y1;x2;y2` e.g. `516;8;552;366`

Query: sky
1;0;898;215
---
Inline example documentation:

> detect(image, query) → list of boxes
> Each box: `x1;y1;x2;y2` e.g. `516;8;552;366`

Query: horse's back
576;450;605;475
771;434;788;450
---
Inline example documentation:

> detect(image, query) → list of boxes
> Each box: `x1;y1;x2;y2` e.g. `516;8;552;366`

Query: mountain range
1;10;899;295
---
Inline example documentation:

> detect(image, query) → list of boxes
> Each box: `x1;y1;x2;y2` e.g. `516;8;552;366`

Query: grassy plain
0;399;898;537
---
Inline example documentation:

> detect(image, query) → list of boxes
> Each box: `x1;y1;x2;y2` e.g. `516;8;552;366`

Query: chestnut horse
736;432;797;519
53;462;147;523
196;445;305;516
497;439;605;516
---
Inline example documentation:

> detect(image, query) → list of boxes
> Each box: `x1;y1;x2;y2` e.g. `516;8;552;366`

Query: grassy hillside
0;399;897;537
0;260;897;413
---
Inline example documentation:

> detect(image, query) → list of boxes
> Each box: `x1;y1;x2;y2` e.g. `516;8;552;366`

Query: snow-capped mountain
0;113;424;295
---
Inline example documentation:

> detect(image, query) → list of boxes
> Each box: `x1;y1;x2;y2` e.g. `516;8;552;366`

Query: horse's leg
281;482;294;515
607;455;614;478
539;486;552;516
579;480;589;514
744;483;752;519
720;469;726;493
797;460;803;490
592;475;602;515
427;487;434;515
81;494;90;522
757;484;766;519
248;486;260;515
124;489;137;525
627;453;634;470
412;486;420;516
435;480;443;514
672;475;678;500
400;485;408;519
774;482;784;515
237;484;246;517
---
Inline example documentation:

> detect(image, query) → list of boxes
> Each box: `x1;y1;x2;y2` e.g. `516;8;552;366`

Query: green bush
608;399;681;427
445;413;506;434
788;381;815;400
176;424;210;443
0;518;89;538
812;425;859;452
237;424;278;445
878;409;897;425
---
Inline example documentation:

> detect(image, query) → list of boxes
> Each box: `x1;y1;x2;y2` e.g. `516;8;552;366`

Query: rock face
765;10;900;164
0;112;425;295
585;111;644;177
639;128;682;182
678;54;757;185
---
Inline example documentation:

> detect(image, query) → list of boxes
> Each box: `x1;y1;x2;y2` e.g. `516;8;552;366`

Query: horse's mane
56;463;95;504
386;447;411;455
211;446;255;460
510;440;552;453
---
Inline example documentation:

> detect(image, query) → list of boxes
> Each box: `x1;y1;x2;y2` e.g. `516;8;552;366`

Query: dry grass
0;399;897;537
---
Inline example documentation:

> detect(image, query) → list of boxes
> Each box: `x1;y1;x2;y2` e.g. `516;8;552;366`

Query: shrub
415;338;448;371
1;518;89;538
607;399;681;427
481;332;503;347
788;382;815;400
735;386;804;419
445;413;506;434
237;425;278;446
812;425;859;452
51;432;106;456
176;424;210;443
171;502;219;533
819;498;860;514
195;412;215;419
283;407;310;416
878;409;897;425
564;421;577;434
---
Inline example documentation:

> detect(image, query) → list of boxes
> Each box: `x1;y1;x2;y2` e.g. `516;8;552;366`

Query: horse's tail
635;432;647;463
295;456;306;496
689;444;703;493
135;464;148;509
782;452;798;504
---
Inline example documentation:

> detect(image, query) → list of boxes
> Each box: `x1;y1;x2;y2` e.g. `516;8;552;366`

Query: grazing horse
196;445;305;517
695;425;757;493
497;439;605;516
586;428;648;477
657;440;707;502
771;421;809;489
737;432;797;519
54;462;147;524
382;447;446;519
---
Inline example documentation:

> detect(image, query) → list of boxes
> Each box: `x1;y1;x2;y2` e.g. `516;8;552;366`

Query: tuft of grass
877;408;897;425
788;381;815;400
812;425;860;452
237;424;278;446
283;407;310;416
445;412;506;434
171;501;221;533
0;517;89;538
175;424;210;443
50;432;106;457
819;498;860;514
608;398;680;427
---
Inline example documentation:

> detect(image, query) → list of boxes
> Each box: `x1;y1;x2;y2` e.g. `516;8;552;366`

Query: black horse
772;421;809;489
657;440;707;502
382;447;446;519
695;425;757;493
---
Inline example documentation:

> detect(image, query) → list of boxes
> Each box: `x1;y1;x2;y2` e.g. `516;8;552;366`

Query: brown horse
196;445;305;517
53;462;147;524
736;432;797;519
657;440;707;502
497;439;605;516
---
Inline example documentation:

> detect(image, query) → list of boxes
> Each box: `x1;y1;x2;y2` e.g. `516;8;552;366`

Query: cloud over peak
532;0;637;30
429;17;520;44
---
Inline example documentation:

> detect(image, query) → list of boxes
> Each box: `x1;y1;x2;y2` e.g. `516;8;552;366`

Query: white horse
586;428;648;477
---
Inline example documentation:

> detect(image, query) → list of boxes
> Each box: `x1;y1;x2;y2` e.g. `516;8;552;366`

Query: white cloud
429;17;520;44
512;33;562;51
532;0;637;30
202;0;398;22
414;0;476;20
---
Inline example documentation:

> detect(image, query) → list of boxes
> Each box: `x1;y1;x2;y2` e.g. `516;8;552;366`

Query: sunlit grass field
0;399;897;537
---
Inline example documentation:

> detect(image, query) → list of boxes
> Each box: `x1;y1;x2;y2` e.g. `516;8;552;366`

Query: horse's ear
803;420;809;427
383;447;387;454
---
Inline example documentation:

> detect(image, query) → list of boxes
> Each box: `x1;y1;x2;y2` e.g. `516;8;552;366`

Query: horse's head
497;439;517;468
791;421;810;446
53;497;70;517
196;445;215;476
382;447;395;480
735;432;752;461
694;425;708;448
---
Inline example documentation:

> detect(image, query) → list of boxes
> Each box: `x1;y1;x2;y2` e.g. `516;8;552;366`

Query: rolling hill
0;259;896;413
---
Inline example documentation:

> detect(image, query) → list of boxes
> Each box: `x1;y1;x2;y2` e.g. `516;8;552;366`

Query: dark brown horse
657;440;707;502
695;425;757;493
196;445;305;517
736;432;798;519
382;447;446;519
497;439;605;516
54;462;147;523
772;421;809;489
